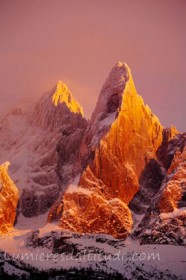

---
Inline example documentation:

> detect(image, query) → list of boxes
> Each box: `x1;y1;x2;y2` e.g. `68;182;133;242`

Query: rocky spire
31;81;85;130
49;62;164;239
52;81;84;116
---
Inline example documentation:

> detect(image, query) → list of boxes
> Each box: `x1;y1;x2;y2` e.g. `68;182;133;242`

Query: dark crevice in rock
129;159;165;214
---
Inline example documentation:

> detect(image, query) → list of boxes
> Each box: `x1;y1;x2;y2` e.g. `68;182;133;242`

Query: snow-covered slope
0;226;185;279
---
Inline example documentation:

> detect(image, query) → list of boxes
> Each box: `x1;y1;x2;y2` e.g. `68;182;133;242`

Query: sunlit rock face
78;63;163;203
0;162;19;234
50;62;163;238
52;81;84;116
133;133;186;245
59;186;133;239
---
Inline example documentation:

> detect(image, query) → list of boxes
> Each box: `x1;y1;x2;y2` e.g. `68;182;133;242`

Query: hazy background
0;0;185;130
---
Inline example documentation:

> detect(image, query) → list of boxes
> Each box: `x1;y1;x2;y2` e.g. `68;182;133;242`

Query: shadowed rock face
0;82;87;218
0;163;19;234
133;133;186;245
49;62;163;238
20;82;87;217
156;127;178;170
159;135;186;213
129;159;165;214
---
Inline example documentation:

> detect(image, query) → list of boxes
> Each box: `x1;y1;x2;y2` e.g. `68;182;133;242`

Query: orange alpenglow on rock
52;81;84;116
49;62;163;238
0;162;19;234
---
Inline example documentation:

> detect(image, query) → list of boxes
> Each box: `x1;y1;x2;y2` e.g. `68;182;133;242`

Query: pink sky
0;0;185;130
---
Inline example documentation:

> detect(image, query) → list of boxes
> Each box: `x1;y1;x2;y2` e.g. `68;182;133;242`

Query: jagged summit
91;62;130;124
52;81;84;116
49;62;164;238
31;80;85;129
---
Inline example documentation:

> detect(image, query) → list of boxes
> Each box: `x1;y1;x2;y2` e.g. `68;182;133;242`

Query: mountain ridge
0;62;185;245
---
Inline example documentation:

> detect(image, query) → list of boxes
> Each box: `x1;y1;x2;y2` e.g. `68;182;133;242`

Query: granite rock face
49;62;163;238
0;162;19;234
60;188;133;239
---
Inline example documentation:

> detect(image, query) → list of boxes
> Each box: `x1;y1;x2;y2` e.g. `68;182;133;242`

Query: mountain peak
52;81;70;106
52;81;84;116
1;161;11;171
90;61;132;125
103;61;130;90
114;60;129;70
